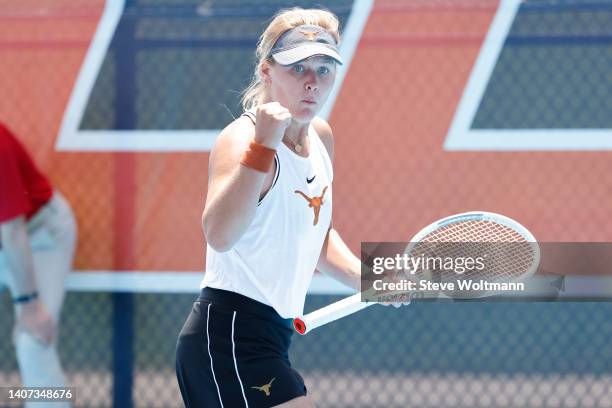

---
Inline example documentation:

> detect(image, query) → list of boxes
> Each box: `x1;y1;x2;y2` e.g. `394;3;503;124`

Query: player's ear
260;59;272;85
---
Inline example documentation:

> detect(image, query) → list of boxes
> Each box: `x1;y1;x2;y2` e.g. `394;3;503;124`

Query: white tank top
201;112;334;318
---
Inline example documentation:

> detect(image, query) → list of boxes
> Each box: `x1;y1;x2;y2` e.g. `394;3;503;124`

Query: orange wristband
240;139;276;173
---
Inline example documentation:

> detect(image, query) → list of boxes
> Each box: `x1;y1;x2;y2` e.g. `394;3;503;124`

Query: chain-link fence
2;0;612;406
474;1;612;129
2;0;611;266
1;291;612;407
81;0;354;130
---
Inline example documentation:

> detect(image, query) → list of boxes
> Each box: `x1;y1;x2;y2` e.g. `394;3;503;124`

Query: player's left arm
317;227;362;292
313;117;361;292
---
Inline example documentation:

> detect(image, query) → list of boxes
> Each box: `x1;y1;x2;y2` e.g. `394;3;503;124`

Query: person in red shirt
0;122;76;406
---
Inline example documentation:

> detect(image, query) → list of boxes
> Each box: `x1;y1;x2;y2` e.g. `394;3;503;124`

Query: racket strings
407;220;537;297
426;220;525;243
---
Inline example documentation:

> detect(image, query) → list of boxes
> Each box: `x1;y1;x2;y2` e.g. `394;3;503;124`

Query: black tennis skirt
176;287;307;408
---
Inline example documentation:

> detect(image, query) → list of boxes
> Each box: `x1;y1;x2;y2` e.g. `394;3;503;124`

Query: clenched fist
253;102;293;149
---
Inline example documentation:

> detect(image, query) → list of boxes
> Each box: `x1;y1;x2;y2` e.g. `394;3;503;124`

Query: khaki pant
0;191;77;408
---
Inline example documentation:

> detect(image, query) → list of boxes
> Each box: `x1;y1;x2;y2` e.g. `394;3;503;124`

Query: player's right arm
202;103;291;252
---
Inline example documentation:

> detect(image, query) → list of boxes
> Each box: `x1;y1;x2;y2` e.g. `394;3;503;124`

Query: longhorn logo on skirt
294;186;328;225
252;378;275;396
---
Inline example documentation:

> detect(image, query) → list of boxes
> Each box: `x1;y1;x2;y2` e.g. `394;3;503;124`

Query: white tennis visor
272;43;343;66
269;24;343;66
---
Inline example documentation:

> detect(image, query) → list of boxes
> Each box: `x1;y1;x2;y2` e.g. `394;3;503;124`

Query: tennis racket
293;211;540;335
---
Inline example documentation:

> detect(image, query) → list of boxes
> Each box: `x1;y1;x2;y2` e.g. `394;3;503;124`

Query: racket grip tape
293;292;375;335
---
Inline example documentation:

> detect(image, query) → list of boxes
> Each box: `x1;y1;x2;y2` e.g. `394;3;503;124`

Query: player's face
265;56;337;123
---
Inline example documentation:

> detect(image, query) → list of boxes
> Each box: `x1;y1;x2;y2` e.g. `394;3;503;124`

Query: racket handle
293;292;375;335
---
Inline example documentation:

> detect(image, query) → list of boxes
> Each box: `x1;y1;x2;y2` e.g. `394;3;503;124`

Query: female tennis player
176;8;382;408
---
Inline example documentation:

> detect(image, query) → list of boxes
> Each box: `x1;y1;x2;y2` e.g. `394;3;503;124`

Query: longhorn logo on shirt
294;186;328;226
252;378;275;396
